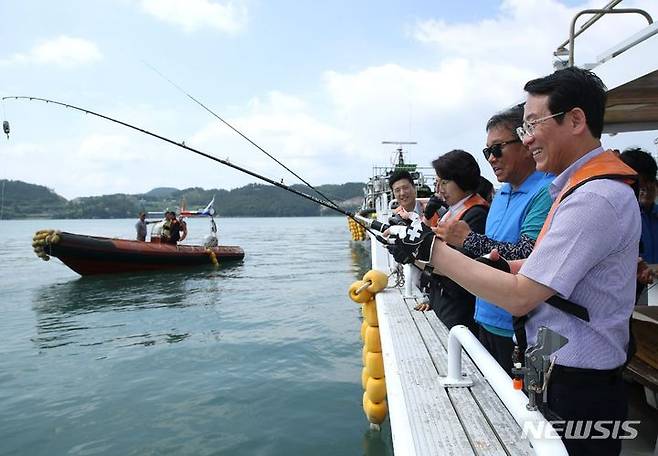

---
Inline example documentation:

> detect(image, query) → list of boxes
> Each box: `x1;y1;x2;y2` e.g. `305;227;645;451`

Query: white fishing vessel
348;142;435;243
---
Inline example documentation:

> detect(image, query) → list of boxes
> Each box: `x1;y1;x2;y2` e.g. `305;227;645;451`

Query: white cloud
413;0;658;72
0;36;102;68
322;59;535;182
189;91;354;186
139;0;247;34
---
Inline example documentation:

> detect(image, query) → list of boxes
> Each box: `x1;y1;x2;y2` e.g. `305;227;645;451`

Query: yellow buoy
366;376;387;403
362;270;388;293
365;351;385;379
362;345;368;365
365;398;388;424
361;367;369;390
365;326;382;353
348;281;373;304
363;300;378;327
360;320;368;342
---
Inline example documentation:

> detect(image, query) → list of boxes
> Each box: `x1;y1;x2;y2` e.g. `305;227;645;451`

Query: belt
551;364;624;385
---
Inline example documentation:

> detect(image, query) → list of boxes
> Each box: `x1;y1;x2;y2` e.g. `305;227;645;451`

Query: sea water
0;217;392;456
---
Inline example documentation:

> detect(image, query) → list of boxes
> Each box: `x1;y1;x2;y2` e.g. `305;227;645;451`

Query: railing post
439;326;568;456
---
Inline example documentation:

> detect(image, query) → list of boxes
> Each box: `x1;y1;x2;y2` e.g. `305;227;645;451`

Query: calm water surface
0;217;392;456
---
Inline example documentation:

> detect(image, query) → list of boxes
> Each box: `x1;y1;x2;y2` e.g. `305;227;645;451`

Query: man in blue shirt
436;105;552;373
620;147;658;263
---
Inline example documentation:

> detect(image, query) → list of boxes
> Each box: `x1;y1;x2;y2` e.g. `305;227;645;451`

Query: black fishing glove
423;195;448;220
387;213;407;227
385;214;436;264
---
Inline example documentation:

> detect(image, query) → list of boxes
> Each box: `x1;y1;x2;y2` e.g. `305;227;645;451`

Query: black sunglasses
482;139;521;160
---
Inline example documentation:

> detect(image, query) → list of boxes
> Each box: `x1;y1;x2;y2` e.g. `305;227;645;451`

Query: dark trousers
547;365;628;456
477;325;514;375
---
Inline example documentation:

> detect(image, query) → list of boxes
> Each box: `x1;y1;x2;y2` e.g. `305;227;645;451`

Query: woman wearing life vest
422;149;489;334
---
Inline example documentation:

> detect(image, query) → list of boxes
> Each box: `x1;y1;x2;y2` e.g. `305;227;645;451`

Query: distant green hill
0;179;365;219
143;187;179;198
0;180;67;219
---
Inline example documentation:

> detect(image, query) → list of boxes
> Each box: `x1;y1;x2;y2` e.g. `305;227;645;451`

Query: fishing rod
1;95;384;240
143;62;342;210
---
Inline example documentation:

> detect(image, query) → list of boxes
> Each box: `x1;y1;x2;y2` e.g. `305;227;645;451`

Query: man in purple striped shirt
423;67;639;455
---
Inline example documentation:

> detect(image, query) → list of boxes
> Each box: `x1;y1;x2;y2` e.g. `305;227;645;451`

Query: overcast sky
2;0;657;199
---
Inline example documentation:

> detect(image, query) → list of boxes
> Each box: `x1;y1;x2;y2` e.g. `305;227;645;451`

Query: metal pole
568;9;653;66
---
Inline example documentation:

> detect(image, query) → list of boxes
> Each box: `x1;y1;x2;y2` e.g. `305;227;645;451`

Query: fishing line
141;61;343;210
2;95;385;240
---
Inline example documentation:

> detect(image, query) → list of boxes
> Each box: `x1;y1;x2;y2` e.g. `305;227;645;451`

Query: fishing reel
3;120;9;139
512;327;568;412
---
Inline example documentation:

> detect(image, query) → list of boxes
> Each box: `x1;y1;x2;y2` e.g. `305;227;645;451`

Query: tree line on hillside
0;180;365;219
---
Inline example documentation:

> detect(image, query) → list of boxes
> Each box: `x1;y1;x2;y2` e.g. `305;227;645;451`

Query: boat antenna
142;61;342;210
382;141;417;167
2;96;385;240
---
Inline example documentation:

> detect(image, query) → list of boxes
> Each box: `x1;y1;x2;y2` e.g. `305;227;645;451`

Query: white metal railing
441;325;568;456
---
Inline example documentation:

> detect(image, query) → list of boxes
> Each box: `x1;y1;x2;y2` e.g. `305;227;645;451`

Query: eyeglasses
435;179;451;189
516;112;564;140
482;139;521;160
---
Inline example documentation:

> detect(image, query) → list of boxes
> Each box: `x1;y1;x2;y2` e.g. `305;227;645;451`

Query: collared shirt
413;200;424;215
135;219;147;241
394;200;424;216
441;194;473;222
520;147;640;369
640;203;658;263
474;171;553;332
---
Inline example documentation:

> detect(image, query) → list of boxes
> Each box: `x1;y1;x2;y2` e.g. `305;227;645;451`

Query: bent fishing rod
2;96;387;239
143;62;342;211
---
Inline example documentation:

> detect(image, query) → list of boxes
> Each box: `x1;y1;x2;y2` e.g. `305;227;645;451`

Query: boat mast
381;141;417;168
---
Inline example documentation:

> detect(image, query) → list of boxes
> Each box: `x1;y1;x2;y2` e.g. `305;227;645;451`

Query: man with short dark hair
388;170;422;214
420;67;638;455
135;211;156;242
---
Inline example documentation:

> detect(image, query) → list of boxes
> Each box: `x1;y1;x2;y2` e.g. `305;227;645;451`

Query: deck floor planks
402;297;510;456
418;298;535;455
378;289;476;455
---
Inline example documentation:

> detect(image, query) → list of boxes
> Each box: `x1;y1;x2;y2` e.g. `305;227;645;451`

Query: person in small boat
410;66;638;456
135;211;157;242
167;212;182;245
433;105;553;374
422;150;489;334
177;215;188;243
161;211;174;243
389;170;423;214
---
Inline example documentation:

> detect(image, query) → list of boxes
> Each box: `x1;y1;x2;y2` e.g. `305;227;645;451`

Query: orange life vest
515;150;638;360
429;193;489;227
536;150;637;245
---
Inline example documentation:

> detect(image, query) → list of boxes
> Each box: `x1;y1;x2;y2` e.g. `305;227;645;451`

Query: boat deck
371;240;658;455
371;240;535;455
377;290;535;455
